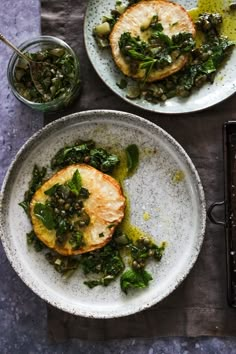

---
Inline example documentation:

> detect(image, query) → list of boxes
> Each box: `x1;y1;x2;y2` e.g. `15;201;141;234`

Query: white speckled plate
84;0;236;114
0;110;206;318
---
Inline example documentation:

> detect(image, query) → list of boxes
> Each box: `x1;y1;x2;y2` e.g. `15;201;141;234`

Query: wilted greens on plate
93;0;235;104
20;140;166;294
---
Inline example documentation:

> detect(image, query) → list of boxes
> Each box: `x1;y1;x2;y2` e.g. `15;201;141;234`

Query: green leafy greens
22;139;166;294
19;165;46;215
67;169;82;196
51;140;120;173
118;25;195;82
125;144;139;175
34;203;55;230
120;269;153;294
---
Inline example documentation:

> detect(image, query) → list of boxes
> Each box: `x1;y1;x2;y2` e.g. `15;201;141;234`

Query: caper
84;156;90;163
61;210;66;216
74;203;81;210
96;264;102;271
148;249;154;257
79;221;86;227
203;20;212;31
160;94;167;101
58;198;65;205
64;203;70;210
201;52;210;61
143;237;150;246
195;74;207;88
54;208;60;214
132;260;139;269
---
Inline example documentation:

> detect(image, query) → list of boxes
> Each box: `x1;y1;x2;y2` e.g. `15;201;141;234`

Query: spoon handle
0;33;30;62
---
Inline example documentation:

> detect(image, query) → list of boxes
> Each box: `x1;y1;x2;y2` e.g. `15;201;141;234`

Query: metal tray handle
207;201;225;226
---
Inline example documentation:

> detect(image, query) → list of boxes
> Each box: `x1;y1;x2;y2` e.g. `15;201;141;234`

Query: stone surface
0;0;236;353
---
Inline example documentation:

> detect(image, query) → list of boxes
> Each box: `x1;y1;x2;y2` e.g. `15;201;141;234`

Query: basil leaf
120;269;153;294
125;144;139;175
67;169;82;196
34;203;55;230
44;183;60;196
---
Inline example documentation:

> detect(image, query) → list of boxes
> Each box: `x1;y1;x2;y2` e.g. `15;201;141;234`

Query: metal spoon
0;33;58;100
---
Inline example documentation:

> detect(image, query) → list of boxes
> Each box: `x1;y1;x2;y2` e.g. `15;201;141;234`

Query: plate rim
83;0;236;115
0;109;206;318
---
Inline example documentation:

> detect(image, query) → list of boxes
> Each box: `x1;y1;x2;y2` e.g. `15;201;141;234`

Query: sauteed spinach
51;140;120;173
19;165;47;215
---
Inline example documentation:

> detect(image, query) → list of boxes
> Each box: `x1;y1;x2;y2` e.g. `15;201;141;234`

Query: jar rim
7;35;80;109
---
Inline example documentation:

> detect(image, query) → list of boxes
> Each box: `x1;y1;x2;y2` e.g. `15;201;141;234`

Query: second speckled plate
84;0;236;114
0;110;206;318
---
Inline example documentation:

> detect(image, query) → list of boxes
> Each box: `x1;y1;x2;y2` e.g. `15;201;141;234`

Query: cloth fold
41;0;236;341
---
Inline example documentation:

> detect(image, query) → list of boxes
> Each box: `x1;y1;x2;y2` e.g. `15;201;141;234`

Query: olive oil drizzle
113;151;153;242
188;0;236;41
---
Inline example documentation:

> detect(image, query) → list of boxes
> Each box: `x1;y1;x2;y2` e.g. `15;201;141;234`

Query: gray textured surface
0;0;236;353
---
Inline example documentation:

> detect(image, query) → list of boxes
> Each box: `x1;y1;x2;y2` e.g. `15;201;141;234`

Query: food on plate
13;46;77;103
93;0;235;103
110;0;196;82
20;140;166;293
30;164;126;255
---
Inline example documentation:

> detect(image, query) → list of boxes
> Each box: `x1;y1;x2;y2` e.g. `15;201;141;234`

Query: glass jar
7;36;81;112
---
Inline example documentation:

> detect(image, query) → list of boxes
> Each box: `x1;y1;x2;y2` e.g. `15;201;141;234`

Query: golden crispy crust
110;0;196;82
30;164;126;255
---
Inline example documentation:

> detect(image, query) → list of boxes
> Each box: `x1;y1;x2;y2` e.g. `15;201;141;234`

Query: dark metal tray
208;121;236;307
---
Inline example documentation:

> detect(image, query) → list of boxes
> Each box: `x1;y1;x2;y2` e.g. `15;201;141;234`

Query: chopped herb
34;203;55;230
170;22;179;27
120;269;153;294
84;280;101;288
117;78;127;89
67;169;82;196
89;148;120;172
19;165;47;215
45;252;79;276
113;229;130;246
107;223;116;229
69;230;84;250
44;183;60;196
51;140;120;173
26;230;45;252
81;243;124;288
125;144;139;175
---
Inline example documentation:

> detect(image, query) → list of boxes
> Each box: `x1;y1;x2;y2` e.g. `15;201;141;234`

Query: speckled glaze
0;110;206;318
84;0;236;114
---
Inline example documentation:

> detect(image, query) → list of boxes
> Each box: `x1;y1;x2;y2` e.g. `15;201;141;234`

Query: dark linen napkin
41;0;236;341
